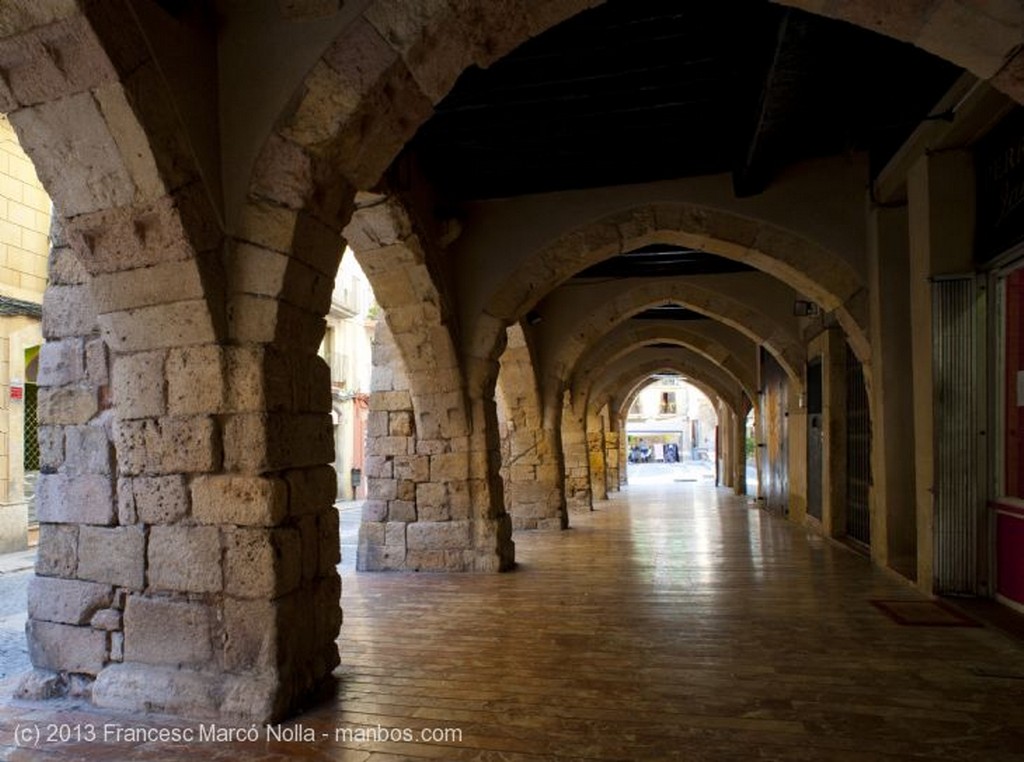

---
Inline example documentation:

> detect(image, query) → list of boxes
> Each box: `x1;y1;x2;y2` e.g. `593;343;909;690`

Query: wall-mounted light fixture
793;300;820;317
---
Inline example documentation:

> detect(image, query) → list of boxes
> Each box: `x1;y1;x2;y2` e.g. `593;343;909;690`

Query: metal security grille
23;381;39;471
932;277;978;595
845;345;871;545
24;381;39;525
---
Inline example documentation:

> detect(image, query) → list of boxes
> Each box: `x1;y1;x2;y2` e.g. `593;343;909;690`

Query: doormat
870;599;982;627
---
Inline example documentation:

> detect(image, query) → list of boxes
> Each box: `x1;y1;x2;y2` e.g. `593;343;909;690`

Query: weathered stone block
84;339;110;386
91;260;205;313
77;526;144;589
27;577;112;625
14;669;68;700
91;608;122;632
223;597;277;672
364;454;392;479
407;520;472;551
224;528;301;598
374;435;412;456
385;522;407;548
41;283;99;338
284;465;336;516
387;500;416;522
112;351;166;419
38;426;64;472
358;521;385;547
148;526;222;593
319;508;340;574
92;663;216;717
37;339;84;386
367;478;397;501
98;300;218;353
35;473;114;525
298;515;318;581
35;523;78;577
166;344;224;415
37;386;98;425
110;632;124;662
393;454;429;482
63;426;113;475
389;411;414;436
361;500;387;522
370;390;412;411
49;246;89;286
145;413;221;473
366;410;389;437
192;475;286;526
430;451;469;481
27;620;107;675
130;475;189;523
223;413;333;473
123;597;212;666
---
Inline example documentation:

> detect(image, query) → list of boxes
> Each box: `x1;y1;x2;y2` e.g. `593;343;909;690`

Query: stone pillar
496;327;566;530
719;403;735;490
618;415;628;488
809;328;848;538
604;429;620;494
358;324;514;571
561;392;592;513
23;227;342;721
733;406;747;495
907;151;975;594
787;383;808;525
587;409;607;502
867;203;917;576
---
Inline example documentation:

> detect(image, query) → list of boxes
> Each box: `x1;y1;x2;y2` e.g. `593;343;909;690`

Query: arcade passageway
3;482;1024;759
3;0;1024;734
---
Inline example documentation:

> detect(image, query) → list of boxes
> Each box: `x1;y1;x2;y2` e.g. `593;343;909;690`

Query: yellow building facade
0;114;50;552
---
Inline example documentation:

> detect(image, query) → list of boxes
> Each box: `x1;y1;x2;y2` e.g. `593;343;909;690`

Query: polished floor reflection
3;483;1024;760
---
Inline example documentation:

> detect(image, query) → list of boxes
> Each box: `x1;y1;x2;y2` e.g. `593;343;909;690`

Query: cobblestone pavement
0;565;30;681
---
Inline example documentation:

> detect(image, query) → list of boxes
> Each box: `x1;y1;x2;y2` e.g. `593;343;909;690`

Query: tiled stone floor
2;483;1024;760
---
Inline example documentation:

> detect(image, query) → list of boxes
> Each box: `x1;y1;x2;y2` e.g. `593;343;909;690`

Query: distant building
320;250;375;500
626;376;717;463
0;115;50;553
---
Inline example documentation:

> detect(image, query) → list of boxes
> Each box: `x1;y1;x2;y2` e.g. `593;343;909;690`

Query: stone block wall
358;322;513;571
605;430;620;494
561;391;591;513
22;227;342;721
495;326;566;531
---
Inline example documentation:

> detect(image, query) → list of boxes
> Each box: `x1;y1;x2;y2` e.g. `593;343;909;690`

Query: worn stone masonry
357;322;514;571
604;430;620;495
496;325;566;531
21;228;342;721
561;391;592;513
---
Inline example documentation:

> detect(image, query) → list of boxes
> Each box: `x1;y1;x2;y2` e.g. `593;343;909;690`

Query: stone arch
496;324;566;530
541;276;804;413
618;376;722;425
1;3;224;344
0;3;309;723
590;348;747;423
471;203;865;380
570;320;757;410
237;0;1024;562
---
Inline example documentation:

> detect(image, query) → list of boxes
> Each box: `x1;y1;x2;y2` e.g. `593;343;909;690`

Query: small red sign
10;386;23;400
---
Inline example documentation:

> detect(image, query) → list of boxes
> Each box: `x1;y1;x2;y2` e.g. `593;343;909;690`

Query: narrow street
0;557;31;682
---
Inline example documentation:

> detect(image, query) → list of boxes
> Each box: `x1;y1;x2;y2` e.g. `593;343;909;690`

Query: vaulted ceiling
406;0;961;201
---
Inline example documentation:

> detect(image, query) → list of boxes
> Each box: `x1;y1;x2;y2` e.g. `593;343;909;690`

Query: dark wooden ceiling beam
732;10;799;198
